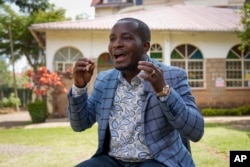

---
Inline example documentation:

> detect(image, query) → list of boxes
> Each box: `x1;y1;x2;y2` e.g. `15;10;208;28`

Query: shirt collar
118;71;144;87
117;56;149;86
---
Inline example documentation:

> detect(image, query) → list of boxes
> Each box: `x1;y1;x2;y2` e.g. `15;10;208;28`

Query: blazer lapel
100;70;119;122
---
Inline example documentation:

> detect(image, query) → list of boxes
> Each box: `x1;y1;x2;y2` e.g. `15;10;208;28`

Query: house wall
228;0;245;6
95;7;121;17
47;30;239;68
46;30;110;71
151;31;240;62
193;58;250;109
169;32;238;59
45;30;249;117
143;0;245;6
94;0;244;18
188;0;245;6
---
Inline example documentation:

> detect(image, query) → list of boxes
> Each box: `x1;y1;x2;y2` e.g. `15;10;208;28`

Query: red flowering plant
24;66;72;122
24;66;68;100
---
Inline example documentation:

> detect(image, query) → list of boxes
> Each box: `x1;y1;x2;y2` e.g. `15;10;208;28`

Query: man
68;17;204;167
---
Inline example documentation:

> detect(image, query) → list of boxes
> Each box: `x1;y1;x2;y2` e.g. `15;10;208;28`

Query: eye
109;36;116;42
122;35;132;41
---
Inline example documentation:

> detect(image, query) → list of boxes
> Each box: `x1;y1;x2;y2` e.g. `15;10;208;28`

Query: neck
122;69;141;83
121;55;148;83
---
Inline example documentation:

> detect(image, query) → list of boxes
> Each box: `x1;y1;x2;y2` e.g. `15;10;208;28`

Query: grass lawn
0;123;249;167
192;123;250;167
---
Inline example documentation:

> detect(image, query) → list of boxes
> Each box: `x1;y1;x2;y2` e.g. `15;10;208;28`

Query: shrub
24;66;68;100
0;93;21;108
238;106;250;115
201;108;217;116
27;100;48;123
201;106;250;116
24;66;71;121
226;109;241;116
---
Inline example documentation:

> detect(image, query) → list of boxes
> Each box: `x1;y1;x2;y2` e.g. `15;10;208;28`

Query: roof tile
29;5;242;32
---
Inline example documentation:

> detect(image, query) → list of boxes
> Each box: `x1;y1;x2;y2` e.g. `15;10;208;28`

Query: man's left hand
138;61;166;93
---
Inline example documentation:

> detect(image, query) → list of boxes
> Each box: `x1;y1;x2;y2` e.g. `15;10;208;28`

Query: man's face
108;20;148;72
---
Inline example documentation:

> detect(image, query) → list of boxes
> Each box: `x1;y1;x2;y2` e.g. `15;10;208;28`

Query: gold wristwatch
156;84;170;97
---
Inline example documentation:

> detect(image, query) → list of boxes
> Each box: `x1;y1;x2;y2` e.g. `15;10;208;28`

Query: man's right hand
73;58;96;88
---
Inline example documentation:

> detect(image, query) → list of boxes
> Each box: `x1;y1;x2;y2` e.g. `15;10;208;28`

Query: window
171;44;204;88
150;43;163;62
226;44;250;88
108;0;122;2
54;47;83;72
135;0;142;5
98;52;113;72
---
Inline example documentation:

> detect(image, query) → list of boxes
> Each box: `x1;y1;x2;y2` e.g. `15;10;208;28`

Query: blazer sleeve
160;67;204;142
67;88;97;132
67;74;105;132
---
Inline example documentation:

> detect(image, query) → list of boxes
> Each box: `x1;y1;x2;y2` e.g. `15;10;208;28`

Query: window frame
170;44;205;89
226;44;250;89
53;47;83;72
150;43;163;62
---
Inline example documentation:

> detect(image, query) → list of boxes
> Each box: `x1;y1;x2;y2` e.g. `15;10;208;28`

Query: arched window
171;44;204;88
150;43;163;62
54;47;83;72
226;44;250;88
97;52;113;72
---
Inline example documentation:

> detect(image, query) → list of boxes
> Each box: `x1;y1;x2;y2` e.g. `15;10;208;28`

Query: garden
0;118;249;167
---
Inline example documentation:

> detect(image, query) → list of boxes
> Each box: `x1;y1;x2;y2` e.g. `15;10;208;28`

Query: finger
138;61;155;67
155;66;162;73
76;58;94;67
88;63;96;75
78;57;94;62
73;64;88;73
138;63;156;75
74;58;94;72
139;72;151;80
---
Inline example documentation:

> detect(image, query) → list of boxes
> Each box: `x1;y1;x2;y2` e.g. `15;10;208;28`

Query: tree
0;59;29;89
0;3;68;113
20;8;67;72
238;2;250;51
0;0;51;13
0;60;11;86
0;3;68;72
24;66;70;120
24;66;68;101
0;4;24;63
75;12;91;20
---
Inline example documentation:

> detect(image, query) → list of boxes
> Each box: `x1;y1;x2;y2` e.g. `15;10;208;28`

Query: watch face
157;85;170;97
163;85;170;94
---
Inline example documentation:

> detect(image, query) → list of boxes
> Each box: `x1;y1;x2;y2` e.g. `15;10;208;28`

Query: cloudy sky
49;0;95;19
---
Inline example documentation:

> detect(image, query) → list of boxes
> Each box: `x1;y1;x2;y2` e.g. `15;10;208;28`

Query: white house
29;2;249;117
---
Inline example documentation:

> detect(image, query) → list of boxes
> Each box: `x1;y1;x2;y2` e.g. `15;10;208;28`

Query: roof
29;5;243;48
91;0;101;6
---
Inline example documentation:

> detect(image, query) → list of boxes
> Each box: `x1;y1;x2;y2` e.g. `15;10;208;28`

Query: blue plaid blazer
68;58;204;167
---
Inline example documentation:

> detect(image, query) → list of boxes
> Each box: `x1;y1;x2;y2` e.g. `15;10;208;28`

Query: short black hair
117;17;151;42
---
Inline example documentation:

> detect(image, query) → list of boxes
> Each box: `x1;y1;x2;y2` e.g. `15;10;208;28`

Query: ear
143;41;150;54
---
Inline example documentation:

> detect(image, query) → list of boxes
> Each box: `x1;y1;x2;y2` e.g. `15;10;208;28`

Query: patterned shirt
108;72;152;162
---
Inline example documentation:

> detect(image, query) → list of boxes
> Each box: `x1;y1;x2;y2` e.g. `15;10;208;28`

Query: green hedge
201;106;250;116
27;100;48;123
0;93;21;108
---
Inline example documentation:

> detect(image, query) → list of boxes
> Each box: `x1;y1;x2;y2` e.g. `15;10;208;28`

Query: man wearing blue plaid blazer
68;18;204;167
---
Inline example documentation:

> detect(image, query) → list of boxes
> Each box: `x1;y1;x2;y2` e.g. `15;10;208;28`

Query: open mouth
114;52;127;61
114;53;125;58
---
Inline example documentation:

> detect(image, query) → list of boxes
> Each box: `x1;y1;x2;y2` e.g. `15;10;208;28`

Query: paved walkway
0;111;69;129
1;111;250;129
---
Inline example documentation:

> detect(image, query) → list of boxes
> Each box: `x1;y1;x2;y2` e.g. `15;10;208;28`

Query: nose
112;38;123;48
